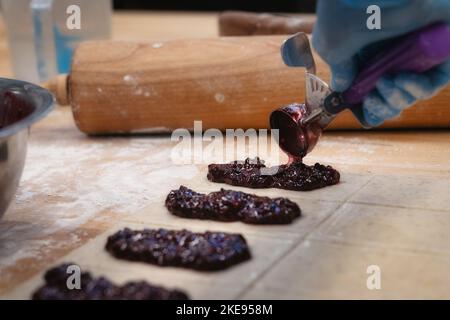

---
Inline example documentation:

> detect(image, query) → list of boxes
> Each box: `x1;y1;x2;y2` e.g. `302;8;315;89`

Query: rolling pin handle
41;74;69;106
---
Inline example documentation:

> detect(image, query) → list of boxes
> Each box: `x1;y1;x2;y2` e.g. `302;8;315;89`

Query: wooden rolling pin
46;36;450;134
218;11;316;36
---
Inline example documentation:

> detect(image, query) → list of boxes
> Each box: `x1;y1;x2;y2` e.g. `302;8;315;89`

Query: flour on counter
3;136;198;269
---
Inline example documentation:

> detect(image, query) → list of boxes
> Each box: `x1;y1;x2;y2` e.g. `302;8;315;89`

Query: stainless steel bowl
0;78;54;219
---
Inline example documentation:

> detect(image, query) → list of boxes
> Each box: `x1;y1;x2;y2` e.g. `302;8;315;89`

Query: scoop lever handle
345;22;450;104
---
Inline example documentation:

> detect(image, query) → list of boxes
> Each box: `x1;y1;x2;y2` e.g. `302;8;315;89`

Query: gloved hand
312;0;450;126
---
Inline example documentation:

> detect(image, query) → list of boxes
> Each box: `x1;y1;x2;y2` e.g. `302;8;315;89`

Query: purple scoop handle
342;22;450;105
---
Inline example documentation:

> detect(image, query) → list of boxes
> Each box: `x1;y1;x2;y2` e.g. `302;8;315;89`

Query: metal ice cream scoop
270;22;450;159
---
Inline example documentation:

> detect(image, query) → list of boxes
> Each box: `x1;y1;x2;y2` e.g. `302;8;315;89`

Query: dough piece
208;157;340;191
165;186;301;224
32;263;189;300
105;228;251;271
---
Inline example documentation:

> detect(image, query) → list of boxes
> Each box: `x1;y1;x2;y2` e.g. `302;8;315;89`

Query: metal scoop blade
281;32;316;74
281;33;332;126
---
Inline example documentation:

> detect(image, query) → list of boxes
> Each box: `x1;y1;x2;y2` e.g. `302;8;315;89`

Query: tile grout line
309;237;450;260
235;175;375;299
347;200;450;214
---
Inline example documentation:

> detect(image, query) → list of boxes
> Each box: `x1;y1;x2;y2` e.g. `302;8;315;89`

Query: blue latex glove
312;0;450;126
